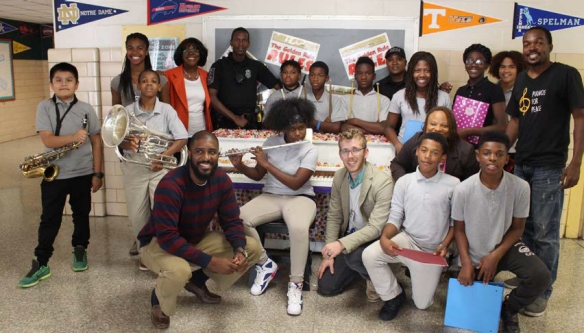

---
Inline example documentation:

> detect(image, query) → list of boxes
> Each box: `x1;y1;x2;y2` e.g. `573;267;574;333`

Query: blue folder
444;278;504;333
402;120;424;143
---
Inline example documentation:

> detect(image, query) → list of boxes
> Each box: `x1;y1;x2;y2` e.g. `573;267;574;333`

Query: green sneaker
72;245;88;272
18;260;51;288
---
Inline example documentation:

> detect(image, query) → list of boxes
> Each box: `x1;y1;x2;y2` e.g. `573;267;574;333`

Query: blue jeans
514;165;563;299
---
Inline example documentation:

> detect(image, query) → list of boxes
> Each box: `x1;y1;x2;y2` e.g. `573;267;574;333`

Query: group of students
17;24;584;332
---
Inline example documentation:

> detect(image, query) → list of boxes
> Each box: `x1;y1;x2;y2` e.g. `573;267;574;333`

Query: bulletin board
203;16;419;88
0;39;15;102
122;25;186;71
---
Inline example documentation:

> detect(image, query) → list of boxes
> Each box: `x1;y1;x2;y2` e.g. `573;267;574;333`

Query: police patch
245;69;251;79
207;67;215;85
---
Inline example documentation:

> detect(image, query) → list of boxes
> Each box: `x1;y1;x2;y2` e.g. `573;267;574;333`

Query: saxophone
20;142;84;181
20;116;88;182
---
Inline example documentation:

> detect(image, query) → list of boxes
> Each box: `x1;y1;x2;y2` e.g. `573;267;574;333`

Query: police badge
245;69;252;79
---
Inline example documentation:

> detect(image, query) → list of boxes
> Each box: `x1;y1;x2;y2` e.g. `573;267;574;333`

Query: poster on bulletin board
0;39;15;101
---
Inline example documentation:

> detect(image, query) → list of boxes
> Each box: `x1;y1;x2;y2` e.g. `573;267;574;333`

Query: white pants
362;232;443;309
120;162;167;237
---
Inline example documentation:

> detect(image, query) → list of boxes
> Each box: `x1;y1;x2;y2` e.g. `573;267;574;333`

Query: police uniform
207;53;278;129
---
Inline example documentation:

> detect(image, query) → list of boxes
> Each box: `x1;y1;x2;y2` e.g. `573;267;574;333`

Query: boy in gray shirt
19;63;103;288
362;132;459;321
452;131;550;333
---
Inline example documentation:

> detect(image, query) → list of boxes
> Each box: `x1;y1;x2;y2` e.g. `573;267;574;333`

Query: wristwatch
235;247;248;260
93;172;104;179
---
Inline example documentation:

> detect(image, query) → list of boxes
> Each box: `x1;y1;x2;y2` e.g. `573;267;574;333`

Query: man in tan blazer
317;129;394;301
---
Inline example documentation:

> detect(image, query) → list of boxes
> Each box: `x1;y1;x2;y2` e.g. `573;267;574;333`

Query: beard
189;158;218;181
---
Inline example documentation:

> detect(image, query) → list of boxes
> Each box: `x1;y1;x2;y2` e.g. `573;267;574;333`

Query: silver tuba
101;104;187;169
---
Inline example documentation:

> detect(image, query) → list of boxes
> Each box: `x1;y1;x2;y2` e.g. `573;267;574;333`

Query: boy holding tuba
19;62;103;288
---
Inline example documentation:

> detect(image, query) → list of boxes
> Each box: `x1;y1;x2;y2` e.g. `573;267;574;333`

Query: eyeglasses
183;48;200;54
340;147;365;156
465;58;485;66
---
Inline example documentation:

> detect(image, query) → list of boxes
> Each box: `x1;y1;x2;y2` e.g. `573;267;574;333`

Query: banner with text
264;31;320;74
148;0;226;25
421;1;501;36
338;33;390;79
55;0;127;32
513;3;584;38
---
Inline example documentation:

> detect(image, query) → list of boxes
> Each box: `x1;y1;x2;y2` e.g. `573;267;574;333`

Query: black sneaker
501;297;520;333
378;286;406;321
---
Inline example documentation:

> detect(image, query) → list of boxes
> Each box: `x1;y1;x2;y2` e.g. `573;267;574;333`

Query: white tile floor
2;136;584;332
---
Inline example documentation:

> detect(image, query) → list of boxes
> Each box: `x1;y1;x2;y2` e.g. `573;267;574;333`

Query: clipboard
394;248;448;267
444;278;504;333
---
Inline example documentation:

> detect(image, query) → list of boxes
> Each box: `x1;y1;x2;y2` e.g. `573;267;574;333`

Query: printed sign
513;3;584;38
0;22;17;35
54;0;128;32
148;0;226;25
264;31;320;74
12;41;31;54
338;33;391;79
149;37;179;71
421;1;501;36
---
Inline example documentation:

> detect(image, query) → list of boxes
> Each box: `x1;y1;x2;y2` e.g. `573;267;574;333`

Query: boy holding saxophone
18;62;103;288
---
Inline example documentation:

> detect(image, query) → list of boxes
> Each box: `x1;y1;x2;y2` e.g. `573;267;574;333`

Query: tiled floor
2;136;584;332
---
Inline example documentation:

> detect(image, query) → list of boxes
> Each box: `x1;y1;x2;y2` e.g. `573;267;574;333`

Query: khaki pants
120;162;167;237
141;231;260;316
239;193;316;282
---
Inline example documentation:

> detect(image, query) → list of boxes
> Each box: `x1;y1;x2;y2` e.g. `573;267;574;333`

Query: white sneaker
287;282;303;316
250;258;278;296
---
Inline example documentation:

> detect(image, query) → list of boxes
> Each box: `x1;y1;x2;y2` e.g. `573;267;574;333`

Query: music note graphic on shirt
519;88;530;116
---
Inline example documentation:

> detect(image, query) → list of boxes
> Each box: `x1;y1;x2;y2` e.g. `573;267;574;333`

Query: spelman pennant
420;1;501;36
54;0;127;32
513;3;584;38
148;0;227;25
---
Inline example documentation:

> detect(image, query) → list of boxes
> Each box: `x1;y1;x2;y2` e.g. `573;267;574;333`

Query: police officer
208;27;279;129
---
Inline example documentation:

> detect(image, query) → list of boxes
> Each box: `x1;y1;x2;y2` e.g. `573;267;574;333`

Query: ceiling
1;0;53;24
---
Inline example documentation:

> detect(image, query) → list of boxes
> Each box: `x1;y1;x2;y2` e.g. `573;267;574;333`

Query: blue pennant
0;22;18;35
513;3;584;38
54;0;128;32
148;0;226;25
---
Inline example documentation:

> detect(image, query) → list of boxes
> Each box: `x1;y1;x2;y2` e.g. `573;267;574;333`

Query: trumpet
20;115;88;182
220;128;313;157
101;104;187;169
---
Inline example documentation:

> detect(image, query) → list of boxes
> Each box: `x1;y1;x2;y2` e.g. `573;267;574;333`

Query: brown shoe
151;305;169;329
184;282;222;304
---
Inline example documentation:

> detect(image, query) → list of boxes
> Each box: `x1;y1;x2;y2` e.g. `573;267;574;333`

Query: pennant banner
148;0;227;25
54;0;127;32
13;41;31;54
19;23;38;36
0;22;18;35
420;1;501;35
42;25;54;38
513;3;584;38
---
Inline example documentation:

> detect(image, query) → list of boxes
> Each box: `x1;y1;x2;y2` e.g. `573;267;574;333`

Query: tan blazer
325;162;393;253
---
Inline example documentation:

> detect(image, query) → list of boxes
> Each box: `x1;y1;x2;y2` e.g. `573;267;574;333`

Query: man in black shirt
376;47;407;101
506;26;584;317
208;27;279;129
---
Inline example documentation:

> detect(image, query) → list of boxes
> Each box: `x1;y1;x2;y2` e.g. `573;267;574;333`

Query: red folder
395;248;448;267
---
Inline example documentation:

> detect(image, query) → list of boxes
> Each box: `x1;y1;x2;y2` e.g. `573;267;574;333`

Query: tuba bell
101;104;187;169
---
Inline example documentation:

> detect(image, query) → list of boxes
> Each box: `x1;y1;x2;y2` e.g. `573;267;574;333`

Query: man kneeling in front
138;130;260;329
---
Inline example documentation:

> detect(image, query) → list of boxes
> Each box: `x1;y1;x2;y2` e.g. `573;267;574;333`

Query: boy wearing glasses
307;61;346;133
362;132;459;321
318;129;393;301
340;57;390;135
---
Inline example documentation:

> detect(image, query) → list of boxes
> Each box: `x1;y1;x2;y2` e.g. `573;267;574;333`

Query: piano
214;129;395;244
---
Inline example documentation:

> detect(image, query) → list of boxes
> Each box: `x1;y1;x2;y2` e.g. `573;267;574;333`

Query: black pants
214;112;261;130
478;241;550;313
35;174;93;265
318;242;371;296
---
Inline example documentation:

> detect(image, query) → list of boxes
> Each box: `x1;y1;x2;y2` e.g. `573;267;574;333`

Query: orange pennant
421;2;502;35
